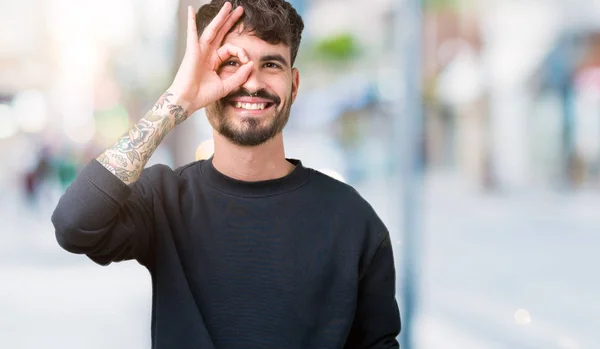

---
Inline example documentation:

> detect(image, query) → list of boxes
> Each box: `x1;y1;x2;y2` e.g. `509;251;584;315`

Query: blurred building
0;0;180;183
421;0;600;191
532;27;600;188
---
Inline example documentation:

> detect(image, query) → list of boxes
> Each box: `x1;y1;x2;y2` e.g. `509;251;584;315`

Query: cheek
269;79;292;98
280;84;294;102
206;102;225;119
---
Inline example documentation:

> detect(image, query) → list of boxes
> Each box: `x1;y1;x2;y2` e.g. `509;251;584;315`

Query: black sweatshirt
51;158;401;349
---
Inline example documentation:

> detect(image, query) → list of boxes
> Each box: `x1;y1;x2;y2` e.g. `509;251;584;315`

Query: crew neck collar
199;157;311;197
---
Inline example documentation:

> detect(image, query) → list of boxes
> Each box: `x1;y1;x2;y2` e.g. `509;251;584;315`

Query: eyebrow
260;54;289;68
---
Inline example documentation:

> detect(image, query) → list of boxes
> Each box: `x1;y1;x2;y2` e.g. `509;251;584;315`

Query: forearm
55;91;188;260
97;91;190;184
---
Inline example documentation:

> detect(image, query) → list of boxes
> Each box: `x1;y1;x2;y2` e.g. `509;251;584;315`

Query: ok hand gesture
169;2;253;115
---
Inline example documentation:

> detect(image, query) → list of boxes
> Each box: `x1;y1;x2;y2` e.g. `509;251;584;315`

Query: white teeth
235;102;267;110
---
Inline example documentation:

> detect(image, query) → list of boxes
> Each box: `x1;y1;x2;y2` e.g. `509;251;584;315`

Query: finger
222;61;254;94
186;6;198;50
216;43;249;65
213;6;244;46
200;2;233;44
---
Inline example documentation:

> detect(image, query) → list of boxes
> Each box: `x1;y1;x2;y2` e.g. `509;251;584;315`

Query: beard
206;88;292;147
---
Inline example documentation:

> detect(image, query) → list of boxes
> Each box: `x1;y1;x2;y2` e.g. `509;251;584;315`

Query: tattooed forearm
169;104;189;125
155;92;189;125
96;91;190;185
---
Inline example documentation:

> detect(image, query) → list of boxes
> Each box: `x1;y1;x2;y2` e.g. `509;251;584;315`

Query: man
51;0;401;348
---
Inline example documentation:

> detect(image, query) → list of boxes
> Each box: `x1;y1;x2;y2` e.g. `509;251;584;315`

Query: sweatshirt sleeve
344;233;401;349
51;159;157;267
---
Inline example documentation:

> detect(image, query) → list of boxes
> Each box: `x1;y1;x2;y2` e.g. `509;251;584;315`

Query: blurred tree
312;33;361;62
424;0;461;10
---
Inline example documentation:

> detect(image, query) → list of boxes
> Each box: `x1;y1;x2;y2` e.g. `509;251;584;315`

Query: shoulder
308;169;382;224
309;169;390;265
309;169;356;196
135;160;204;192
140;160;202;180
136;163;176;184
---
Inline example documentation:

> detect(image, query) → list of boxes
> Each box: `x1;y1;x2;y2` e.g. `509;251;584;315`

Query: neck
211;132;295;182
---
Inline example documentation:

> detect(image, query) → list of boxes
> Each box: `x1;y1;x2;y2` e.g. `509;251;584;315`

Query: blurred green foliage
423;0;461;10
312;33;360;62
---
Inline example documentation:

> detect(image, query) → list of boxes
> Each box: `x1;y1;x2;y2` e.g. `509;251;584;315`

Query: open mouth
229;101;275;111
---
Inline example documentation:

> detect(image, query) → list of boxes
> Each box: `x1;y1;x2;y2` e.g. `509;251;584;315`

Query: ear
291;67;300;103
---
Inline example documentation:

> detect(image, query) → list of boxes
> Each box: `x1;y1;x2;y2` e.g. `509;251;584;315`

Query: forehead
222;29;291;62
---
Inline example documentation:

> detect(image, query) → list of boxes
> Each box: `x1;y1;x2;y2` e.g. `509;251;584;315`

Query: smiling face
205;29;300;147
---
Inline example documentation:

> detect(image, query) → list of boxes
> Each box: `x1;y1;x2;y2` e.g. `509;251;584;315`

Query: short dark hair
196;0;304;65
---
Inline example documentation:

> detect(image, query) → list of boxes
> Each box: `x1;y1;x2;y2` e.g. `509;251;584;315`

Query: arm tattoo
96;91;189;185
155;92;189;125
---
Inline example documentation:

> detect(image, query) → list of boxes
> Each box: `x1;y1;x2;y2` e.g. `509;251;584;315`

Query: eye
264;62;281;69
218;60;240;73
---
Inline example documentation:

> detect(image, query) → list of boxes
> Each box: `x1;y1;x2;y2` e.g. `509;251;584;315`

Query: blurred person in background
23;146;52;209
51;0;400;348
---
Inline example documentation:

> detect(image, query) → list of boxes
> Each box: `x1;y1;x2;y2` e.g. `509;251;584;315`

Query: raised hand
169;2;254;115
96;3;253;184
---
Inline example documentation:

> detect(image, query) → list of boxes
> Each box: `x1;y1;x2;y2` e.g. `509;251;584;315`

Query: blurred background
1;0;599;348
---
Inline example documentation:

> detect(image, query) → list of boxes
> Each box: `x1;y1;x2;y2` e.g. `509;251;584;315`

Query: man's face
206;29;300;147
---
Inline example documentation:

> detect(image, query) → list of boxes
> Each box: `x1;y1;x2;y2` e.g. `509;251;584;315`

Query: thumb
222;61;254;95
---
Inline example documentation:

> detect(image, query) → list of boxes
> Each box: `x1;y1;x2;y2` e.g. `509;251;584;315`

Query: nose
240;64;266;93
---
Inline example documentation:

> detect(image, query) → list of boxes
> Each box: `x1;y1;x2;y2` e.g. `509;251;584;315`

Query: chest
170;194;357;291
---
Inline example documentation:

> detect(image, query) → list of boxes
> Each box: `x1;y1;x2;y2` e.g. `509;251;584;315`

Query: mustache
224;88;281;105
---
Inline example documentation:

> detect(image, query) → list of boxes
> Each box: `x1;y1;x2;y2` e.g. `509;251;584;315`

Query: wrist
156;90;194;125
165;90;194;112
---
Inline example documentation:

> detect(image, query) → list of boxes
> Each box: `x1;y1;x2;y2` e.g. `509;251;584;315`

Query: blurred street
417;175;600;349
1;169;598;349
